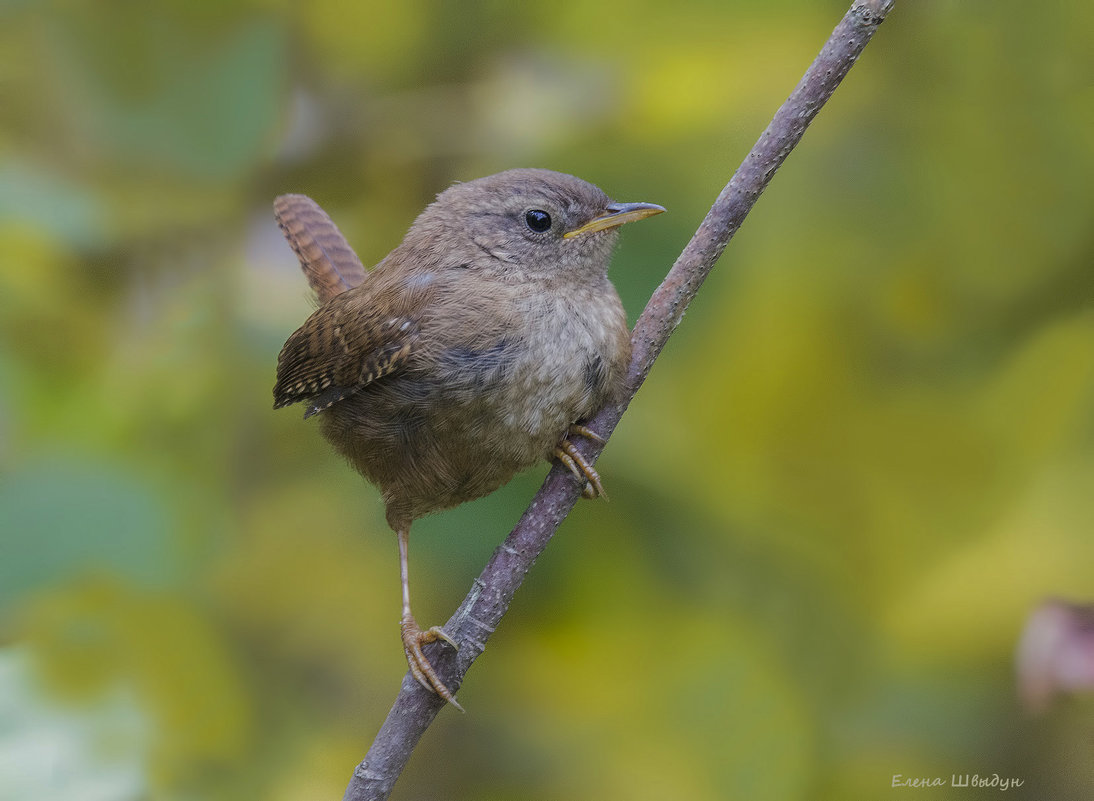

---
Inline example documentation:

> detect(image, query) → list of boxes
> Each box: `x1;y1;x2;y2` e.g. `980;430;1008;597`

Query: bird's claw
568;424;606;445
401;616;464;712
554;426;607;499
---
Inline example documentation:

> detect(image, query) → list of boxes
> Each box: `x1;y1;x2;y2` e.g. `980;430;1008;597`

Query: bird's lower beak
563;201;666;239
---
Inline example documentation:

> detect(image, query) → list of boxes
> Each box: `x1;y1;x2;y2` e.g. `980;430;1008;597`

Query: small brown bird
272;169;664;709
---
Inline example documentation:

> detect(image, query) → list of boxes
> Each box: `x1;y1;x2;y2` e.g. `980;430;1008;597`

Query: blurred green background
2;1;1093;799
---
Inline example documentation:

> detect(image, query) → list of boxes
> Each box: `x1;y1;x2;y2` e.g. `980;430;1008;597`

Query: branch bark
343;2;895;798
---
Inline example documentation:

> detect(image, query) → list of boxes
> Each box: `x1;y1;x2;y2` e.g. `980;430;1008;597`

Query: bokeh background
2;1;1093;799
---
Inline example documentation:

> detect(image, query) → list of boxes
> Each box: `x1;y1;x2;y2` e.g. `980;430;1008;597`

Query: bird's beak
563;201;666;239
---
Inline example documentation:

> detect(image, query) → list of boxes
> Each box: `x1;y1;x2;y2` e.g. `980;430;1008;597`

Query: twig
343;2;896;798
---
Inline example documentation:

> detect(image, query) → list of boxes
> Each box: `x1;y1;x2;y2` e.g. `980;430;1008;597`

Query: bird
272;168;664;709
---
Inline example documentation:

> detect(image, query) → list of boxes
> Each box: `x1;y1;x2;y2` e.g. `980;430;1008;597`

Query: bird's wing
272;288;419;418
274;194;367;303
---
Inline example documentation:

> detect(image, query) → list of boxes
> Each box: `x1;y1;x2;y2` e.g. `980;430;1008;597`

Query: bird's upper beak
563;201;666;239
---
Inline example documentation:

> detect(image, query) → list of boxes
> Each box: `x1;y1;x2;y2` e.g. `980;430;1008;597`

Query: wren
273;169;664;708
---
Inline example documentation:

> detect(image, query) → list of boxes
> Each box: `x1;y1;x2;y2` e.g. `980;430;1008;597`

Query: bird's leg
554;424;607;500
397;526;463;711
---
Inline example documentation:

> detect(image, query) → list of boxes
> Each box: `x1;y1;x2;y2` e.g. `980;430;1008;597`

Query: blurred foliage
2;0;1093;799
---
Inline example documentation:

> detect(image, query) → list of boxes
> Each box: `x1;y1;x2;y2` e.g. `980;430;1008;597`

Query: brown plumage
273;169;663;708
273;194;367;303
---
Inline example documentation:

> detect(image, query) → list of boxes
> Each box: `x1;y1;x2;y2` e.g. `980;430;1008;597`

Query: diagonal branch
343;2;895;798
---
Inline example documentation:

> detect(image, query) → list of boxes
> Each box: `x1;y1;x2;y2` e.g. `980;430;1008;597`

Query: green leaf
0;460;175;609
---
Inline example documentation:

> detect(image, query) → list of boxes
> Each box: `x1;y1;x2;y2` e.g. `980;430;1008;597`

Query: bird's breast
436;282;626;451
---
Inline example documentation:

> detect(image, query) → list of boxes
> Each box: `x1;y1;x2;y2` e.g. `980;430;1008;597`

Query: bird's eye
524;209;552;233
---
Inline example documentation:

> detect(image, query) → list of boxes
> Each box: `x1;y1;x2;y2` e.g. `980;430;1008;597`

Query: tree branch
343;2;895;798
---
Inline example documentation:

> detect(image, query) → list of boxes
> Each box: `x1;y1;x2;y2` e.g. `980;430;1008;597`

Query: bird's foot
401;616;463;712
555;425;607;499
569;424;605;445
